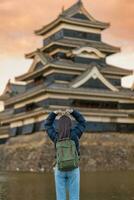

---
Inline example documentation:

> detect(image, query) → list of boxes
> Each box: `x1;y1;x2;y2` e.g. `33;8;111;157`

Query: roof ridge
61;0;82;15
61;0;96;22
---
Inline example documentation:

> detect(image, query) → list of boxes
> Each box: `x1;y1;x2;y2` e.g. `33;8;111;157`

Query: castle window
63;29;101;41
72;99;118;109
26;103;37;111
16;126;22;136
35;62;44;70
34;76;43;86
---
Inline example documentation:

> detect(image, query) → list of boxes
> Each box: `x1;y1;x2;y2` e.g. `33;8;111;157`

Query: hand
65;108;73;114
53;110;62;115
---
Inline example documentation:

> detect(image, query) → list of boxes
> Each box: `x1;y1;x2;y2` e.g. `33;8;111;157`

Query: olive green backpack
56;138;79;171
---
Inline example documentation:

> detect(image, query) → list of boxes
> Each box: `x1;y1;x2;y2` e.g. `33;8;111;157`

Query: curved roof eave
35;17;109;36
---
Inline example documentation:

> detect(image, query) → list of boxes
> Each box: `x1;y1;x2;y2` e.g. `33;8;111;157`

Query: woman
45;108;86;200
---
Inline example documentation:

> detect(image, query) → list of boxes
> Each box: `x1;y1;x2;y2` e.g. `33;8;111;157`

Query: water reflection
0;173;8;200
0;170;134;200
7;172;55;200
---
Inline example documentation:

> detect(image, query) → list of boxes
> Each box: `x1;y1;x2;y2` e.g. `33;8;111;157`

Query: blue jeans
54;166;80;200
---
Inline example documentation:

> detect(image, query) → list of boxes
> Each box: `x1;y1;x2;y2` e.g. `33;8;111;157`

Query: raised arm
44;110;60;142
68;109;86;139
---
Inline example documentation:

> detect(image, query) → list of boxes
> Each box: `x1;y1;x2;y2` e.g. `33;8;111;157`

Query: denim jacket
44;110;86;155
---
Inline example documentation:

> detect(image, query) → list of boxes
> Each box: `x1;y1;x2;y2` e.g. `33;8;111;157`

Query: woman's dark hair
58;115;72;139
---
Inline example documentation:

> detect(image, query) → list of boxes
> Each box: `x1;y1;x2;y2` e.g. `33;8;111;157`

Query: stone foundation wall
0;132;134;172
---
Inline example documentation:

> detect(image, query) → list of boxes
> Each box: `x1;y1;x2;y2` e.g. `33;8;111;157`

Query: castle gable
62;1;104;25
71;13;89;21
28;51;50;73
70;66;119;92
62;1;94;21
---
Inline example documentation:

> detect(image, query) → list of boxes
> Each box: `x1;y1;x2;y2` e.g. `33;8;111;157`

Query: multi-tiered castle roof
0;0;134;144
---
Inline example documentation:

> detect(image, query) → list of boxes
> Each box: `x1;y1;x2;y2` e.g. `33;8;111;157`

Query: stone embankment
0;132;134;172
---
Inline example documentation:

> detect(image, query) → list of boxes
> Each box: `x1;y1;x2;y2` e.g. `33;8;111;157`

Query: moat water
0;170;134;200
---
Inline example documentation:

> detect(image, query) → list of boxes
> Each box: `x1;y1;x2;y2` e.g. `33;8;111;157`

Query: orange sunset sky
0;0;134;96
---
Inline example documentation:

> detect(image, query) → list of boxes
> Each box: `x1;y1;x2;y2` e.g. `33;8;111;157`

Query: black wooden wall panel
80;77;109;90
22;124;34;135
10;127;17;137
63;29;101;41
0;138;8;145
10;121;134;136
71;13;89;20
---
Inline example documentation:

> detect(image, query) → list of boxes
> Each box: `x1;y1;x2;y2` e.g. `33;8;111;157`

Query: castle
0;0;134;144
